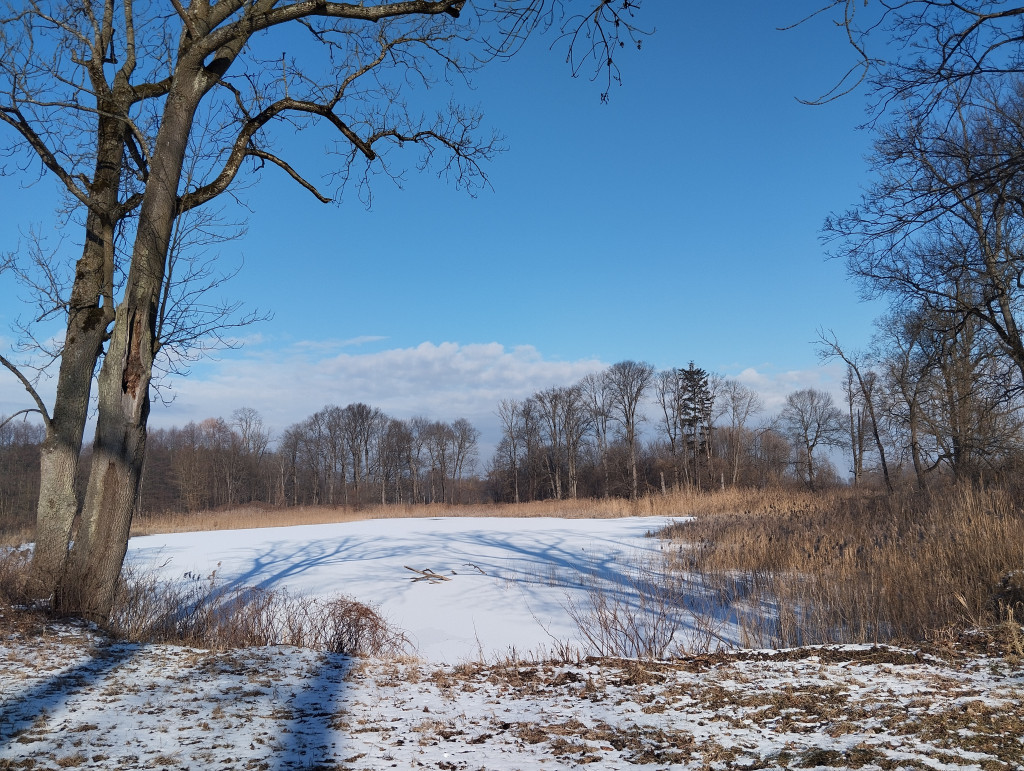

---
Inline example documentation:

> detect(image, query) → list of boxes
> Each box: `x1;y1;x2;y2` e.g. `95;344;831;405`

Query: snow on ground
2;622;1022;770
125;516;694;662
2;516;1024;770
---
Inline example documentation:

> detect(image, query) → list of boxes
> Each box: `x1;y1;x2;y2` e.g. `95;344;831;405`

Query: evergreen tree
678;362;713;490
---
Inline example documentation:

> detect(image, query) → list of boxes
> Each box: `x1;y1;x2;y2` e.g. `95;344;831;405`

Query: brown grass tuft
106;562;409;656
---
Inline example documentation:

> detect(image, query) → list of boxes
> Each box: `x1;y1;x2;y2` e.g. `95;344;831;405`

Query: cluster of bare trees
1;370;896;535
491;361;659;503
3;372;862;530
0;415;44;532
277;407;479;507
487;360;850;500
138;405;480;513
818;6;1024;491
820;317;1024;491
143;408;273;513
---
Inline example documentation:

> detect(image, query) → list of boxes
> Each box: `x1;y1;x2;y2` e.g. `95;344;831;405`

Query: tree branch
0;108;90;207
247;148;332;202
0;408;44;431
0;353;52;429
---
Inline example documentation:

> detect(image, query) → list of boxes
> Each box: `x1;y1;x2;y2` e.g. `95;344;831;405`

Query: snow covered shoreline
3;516;1023;769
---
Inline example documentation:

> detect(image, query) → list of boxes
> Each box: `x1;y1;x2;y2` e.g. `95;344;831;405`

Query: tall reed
661;486;1024;646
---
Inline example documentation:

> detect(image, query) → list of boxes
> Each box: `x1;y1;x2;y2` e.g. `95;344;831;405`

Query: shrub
107;563;410;656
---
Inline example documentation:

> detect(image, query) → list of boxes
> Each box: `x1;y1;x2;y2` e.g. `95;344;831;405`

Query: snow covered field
125;516;694;662
2;516;1023;770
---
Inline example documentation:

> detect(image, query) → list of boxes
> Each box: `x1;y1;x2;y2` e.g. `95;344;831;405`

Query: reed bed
660;485;1024;647
127;488;849;537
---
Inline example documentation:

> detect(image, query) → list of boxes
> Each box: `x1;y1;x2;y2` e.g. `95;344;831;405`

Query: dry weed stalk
564;556;729;659
102;562;410;656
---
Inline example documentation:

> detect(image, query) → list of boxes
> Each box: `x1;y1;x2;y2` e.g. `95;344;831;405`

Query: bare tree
604;360;654;500
534;386;567;500
818;330;894;492
826;83;1024;388
495;398;523;503
875;311;938;491
376;417;413;504
342;403;384;507
423;420;455;504
408;416;432;504
581;370;614;498
0;0;650;617
653;369;683;490
561;384;591;500
450;417;479;503
779;388;845;491
718;379;762;487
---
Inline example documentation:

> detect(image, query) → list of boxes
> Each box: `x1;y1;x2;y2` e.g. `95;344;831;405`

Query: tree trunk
59;300;153;619
628;427;639;500
57;72;204;620
31;115;122;599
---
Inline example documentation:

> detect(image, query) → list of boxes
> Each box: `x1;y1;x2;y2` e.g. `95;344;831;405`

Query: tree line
10;329;1024;529
141;405;482;512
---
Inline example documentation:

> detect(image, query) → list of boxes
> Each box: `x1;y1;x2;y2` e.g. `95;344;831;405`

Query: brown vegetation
125;487;845;537
6;485;1024;655
0;546;407;657
107;563;409;656
660;485;1024;647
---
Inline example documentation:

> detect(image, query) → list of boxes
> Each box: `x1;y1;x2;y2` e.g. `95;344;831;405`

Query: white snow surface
126;516;687;662
3;516;1023;770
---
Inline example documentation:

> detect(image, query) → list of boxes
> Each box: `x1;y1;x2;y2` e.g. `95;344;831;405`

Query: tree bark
31;113;122;600
58;71;205;619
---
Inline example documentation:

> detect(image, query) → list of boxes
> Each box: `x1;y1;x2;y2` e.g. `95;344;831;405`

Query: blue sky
0;3;888;454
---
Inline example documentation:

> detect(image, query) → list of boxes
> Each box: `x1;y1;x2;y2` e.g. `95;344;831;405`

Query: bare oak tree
0;0;648;618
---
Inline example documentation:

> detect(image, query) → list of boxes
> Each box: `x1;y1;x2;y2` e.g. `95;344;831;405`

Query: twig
404;566;451;583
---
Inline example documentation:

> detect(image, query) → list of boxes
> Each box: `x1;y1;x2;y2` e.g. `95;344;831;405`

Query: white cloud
149;340;607;438
290;335;388;352
733;362;846;414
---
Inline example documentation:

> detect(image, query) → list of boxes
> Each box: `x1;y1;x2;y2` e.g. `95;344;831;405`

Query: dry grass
127;498;651;536
563;556;728;659
0;546;31;607
105;562;410;656
660;485;1024;647
9;485;1023;654
0;547;408;657
128;488;841;536
0;527;31;548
